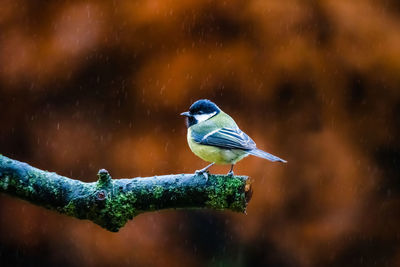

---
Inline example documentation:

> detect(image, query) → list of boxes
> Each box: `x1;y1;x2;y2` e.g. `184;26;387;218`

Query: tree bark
0;154;252;232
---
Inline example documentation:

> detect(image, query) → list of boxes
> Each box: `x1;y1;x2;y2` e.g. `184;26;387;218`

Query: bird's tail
248;148;287;163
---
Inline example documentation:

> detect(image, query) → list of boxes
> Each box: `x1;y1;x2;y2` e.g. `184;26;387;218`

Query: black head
181;99;221;127
188;99;220;115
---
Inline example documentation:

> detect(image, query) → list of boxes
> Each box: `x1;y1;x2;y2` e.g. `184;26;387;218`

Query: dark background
1;0;400;266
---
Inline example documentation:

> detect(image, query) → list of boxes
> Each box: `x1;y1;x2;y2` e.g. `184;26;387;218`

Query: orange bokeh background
1;0;400;266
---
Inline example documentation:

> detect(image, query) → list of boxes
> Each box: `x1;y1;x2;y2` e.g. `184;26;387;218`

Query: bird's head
180;99;220;127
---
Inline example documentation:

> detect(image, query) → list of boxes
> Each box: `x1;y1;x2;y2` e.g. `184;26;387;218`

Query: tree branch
0;154;252;232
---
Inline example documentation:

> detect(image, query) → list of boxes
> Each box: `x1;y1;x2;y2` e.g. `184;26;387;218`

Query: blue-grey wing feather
193;127;256;150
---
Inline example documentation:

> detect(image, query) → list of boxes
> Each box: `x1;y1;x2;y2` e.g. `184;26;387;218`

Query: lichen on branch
0;155;251;232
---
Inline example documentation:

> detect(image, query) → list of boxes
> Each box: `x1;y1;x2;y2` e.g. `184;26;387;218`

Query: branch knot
97;169;112;188
96;190;107;201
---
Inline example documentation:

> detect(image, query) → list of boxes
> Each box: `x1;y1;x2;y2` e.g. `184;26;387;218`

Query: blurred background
0;0;400;266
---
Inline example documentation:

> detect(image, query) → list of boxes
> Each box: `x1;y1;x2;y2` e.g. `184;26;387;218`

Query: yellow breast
187;128;248;165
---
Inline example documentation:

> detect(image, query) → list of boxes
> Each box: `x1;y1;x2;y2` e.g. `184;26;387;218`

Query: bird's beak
180;111;190;117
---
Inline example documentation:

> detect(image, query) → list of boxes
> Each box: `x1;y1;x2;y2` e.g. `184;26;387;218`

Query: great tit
181;99;286;177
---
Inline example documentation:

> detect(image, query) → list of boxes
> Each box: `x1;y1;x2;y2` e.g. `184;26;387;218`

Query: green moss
153;185;164;199
140;188;148;195
205;175;246;212
95;190;138;232
26;185;35;195
0;175;9;190
64;201;77;216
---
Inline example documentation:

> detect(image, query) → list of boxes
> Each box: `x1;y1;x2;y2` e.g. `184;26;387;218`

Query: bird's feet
195;169;209;181
227;164;235;177
195;162;215;181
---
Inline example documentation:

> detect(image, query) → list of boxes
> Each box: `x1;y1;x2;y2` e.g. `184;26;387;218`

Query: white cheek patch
194;111;217;123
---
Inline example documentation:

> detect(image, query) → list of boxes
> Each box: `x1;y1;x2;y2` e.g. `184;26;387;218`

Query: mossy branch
0;155;252;232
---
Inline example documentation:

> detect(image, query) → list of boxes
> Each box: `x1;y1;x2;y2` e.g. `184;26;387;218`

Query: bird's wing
192;127;256;150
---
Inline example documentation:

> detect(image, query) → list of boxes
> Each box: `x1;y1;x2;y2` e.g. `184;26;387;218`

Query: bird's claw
195;169;209;181
227;171;234;177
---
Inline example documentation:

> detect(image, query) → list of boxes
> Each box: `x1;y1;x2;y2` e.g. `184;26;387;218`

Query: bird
181;99;286;178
